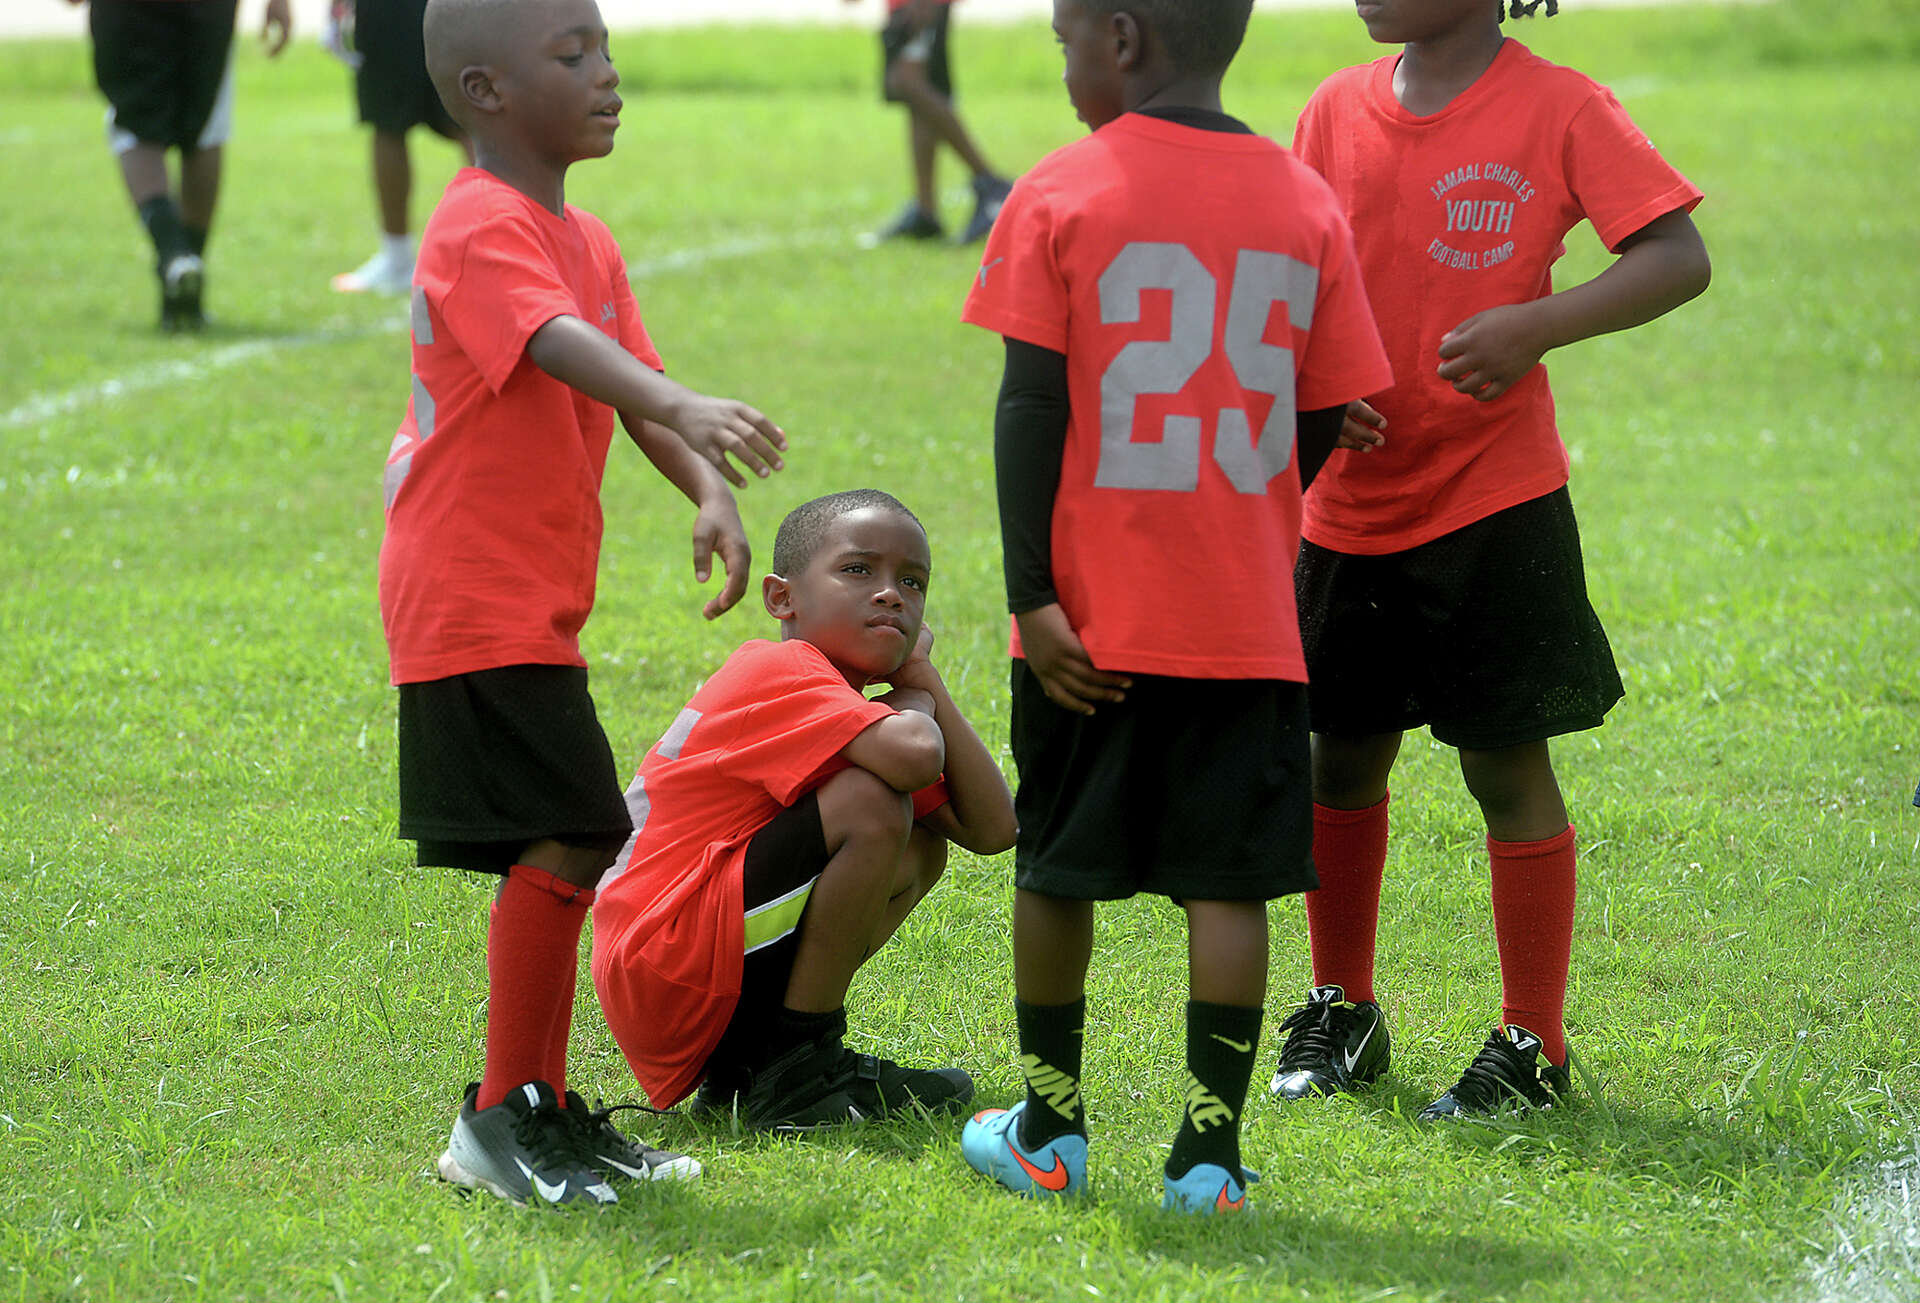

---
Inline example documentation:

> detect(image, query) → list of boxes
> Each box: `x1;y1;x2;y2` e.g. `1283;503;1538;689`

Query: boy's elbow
1688;246;1712;300
895;720;946;792
975;815;1018;856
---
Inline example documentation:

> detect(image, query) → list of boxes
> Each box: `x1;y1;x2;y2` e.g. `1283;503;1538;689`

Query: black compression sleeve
994;337;1071;614
1297;404;1348;493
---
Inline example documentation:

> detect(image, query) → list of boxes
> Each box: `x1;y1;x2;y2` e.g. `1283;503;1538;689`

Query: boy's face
489;0;622;163
764;507;932;688
1052;0;1126;130
1356;0;1501;45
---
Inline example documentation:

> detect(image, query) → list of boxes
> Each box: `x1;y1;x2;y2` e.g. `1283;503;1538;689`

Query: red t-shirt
591;638;948;1108
1293;40;1703;554
378;168;663;684
962;113;1392;680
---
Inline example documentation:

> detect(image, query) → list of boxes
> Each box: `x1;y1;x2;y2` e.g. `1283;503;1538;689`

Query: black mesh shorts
1009;662;1317;903
880;4;952;102
701;793;831;1085
1296;486;1624;750
353;0;459;137
397;665;633;875
89;0;237;151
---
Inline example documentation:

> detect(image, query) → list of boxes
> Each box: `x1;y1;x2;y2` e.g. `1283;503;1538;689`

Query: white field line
0;226;858;433
1801;1143;1920;1303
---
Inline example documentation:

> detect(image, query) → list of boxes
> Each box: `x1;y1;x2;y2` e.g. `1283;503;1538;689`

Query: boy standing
851;0;1015;244
592;491;1017;1130
1268;0;1709;1117
959;0;1391;1211
385;0;788;1207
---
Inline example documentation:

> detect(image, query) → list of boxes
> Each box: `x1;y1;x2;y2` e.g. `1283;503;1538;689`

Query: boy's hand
1437;303;1547;402
886;625;939;692
1336;399;1386;450
261;0;292;55
692;497;750;620
667;394;787;488
1016;603;1130;716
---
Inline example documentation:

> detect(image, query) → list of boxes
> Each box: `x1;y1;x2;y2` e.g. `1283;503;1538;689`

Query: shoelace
1446;1032;1540;1109
1274;999;1339;1070
577;1099;681;1167
513;1100;602;1170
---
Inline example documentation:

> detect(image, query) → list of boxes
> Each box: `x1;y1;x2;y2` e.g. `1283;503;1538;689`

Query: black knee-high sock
185;224;208;258
137;196;190;265
1166;1001;1262;1180
1015;996;1085;1148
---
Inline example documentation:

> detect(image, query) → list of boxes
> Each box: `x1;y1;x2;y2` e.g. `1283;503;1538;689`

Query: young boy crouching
592;490;1017;1129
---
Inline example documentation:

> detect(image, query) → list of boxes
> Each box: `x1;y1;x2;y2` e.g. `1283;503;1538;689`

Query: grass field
4;3;1918;1300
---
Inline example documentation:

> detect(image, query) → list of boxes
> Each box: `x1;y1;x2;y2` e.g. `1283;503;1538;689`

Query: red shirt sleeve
963;177;1069;353
1296;195;1394;412
603;225;665;372
1563;88;1704;252
438;208;585;395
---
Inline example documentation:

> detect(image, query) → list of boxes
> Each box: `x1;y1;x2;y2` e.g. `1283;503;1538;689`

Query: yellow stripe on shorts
743;876;818;954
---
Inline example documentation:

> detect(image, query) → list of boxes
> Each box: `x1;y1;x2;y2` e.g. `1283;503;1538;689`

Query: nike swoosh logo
599;1155;649;1179
1210;1034;1252;1054
1010;1140;1071;1192
1342;1021;1376;1073
516;1157;569;1204
1215;1183;1246;1212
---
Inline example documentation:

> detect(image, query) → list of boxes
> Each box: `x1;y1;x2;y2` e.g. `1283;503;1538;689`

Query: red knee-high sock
1487;824;1576;1065
544;951;578;1104
476;865;595;1112
1303;796;1390;1004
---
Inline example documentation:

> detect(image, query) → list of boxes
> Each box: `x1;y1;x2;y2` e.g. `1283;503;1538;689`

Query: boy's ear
1110;11;1142;72
762;573;796;622
458;64;504;116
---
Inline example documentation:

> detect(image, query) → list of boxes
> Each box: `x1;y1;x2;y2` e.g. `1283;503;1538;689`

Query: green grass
4;3;1918;1300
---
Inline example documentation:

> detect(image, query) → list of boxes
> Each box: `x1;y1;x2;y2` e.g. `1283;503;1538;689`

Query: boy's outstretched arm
1436;208;1711;402
526;315;788;485
869;628;1017;855
624;416;752;620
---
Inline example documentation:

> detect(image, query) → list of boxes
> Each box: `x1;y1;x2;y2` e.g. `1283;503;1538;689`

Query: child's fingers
730;424;786;475
737;406;789;452
704;445;748;488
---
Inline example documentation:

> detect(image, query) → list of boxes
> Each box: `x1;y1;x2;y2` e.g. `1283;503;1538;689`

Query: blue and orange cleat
960;1101;1087;1199
1162;1162;1258;1214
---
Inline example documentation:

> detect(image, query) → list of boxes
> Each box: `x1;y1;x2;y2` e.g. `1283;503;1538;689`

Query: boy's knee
519;837;622;888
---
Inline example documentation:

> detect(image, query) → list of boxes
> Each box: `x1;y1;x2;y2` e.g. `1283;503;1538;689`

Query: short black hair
771;489;924;576
1500;0;1560;20
1084;0;1255;78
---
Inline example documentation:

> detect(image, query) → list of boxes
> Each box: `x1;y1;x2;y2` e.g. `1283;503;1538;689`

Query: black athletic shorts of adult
89;0;238;150
879;2;952;103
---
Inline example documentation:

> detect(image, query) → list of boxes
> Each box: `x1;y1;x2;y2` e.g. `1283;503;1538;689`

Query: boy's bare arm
1436;208;1711;402
624;417;752;620
840;701;946;797
886;628;1017;854
526;314;788;485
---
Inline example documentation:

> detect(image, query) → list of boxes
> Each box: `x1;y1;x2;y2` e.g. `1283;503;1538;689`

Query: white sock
380;232;413;265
